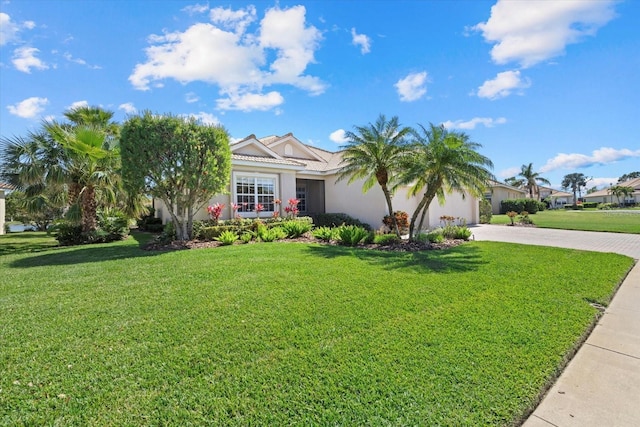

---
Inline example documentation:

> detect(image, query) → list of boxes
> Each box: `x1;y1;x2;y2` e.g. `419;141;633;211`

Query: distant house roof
584;177;640;198
0;182;15;191
489;180;527;193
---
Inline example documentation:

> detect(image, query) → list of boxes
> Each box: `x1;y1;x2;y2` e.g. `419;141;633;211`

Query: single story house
546;190;574;208
486;181;527;214
154;133;481;231
582;178;640;205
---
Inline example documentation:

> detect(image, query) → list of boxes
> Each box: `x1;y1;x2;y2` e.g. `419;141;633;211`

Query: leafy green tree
4;189;64;231
399;123;494;239
336;114;412;237
618;171;640;183
120;112;232;241
561;172;588;206
518;163;550;200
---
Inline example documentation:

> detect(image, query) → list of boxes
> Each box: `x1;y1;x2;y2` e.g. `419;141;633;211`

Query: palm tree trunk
81;185;98;232
381;184;400;237
409;196;428;240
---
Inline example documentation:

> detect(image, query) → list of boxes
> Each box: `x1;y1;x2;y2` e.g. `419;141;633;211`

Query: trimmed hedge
313;213;371;230
500;199;545;214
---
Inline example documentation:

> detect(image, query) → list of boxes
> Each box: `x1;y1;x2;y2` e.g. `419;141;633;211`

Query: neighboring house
546;190;574;208
0;183;11;235
583;178;640;205
154;133;481;230
486;181;527;214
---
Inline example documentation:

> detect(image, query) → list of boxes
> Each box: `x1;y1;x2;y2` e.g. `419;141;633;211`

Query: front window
234;174;277;215
296;183;307;212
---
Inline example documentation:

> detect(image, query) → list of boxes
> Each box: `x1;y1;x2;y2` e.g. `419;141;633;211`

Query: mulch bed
143;234;466;252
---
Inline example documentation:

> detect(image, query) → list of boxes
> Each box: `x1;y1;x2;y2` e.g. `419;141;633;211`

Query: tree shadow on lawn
8;232;163;268
304;243;486;273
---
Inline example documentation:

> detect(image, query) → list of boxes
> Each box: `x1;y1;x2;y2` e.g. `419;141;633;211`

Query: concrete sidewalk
470;224;640;426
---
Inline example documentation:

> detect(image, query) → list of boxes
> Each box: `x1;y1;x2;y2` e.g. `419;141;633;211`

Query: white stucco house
582;178;640;205
153;133;481;231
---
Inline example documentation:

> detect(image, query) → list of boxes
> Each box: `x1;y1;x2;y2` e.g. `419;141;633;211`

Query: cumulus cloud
540;147;640;173
216;90;284;112
476;70;530;100
498;167;521;179
329;129;349;144
7;96;49;118
473;0;617;68
67;100;89;110
351;28;371;54
129;5;325;112
442;117;507;130
12;46;48;73
118;102;137;114
394;71;428;102
0;13;20;45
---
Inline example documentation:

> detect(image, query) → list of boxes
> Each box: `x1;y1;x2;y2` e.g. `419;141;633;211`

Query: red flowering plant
207;203;225;225
284;198;300;218
231;203;240;219
254;203;264;219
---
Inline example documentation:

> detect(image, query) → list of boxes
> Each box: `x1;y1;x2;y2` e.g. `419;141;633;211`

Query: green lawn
491;209;640;233
1;232;634;425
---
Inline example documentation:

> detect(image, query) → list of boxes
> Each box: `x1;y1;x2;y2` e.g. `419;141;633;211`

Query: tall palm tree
400;124;494;239
561;172;587;206
518;163;550;200
336;114;412;236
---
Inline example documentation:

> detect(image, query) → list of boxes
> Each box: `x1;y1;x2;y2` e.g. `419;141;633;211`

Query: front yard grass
0;232;634;425
491;209;640;233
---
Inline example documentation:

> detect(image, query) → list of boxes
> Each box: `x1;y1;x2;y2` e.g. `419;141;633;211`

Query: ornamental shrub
281;220;312;238
479;199;492;224
215;230;238;245
313;213;371;230
382;211;409;233
500;199;545;214
312;226;336;241
374;233;400;245
337;225;369;246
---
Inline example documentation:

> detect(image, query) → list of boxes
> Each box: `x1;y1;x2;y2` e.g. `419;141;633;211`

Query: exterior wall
0;189;5;235
425;192;478;230
324;174;388;229
489;187;526;214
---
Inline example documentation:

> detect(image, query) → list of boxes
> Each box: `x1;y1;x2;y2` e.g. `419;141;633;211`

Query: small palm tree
518;163;550;200
336;114;412;236
400;124;494;239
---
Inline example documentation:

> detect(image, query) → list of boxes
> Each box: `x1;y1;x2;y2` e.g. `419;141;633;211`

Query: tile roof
231;153;303;167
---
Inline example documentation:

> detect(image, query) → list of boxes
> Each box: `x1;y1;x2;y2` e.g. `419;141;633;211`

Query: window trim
232;172;279;218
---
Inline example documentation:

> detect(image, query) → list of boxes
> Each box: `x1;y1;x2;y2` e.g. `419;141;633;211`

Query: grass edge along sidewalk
1;233;634;425
491;209;640;234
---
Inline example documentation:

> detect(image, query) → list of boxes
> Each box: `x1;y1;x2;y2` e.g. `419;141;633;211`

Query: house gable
262;133;325;162
231;135;284;160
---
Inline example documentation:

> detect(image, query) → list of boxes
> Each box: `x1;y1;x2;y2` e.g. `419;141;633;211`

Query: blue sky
1;0;639;190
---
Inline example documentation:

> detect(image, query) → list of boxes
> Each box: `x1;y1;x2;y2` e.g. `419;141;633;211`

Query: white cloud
182;3;210;15
186;112;219;125
7;96;49;118
129;5;325;112
473;0;617;68
216;90;284;112
0;13;20;45
351;28;371;54
329;129;349;144
540;147;640;173
476;70;530;100
12;46;48;73
394;71;428;102
442;117;507;130
67;100;89;110
63;52;101;69
118;102;137;114
23;20;36;30
210;5;256;34
185;92;199;103
498;167;521;179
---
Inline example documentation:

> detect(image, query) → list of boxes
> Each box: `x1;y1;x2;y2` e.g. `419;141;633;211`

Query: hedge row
500;199;546;214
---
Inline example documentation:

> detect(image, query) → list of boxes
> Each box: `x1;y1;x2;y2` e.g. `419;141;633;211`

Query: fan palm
336;114;412;236
400;123;494;239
